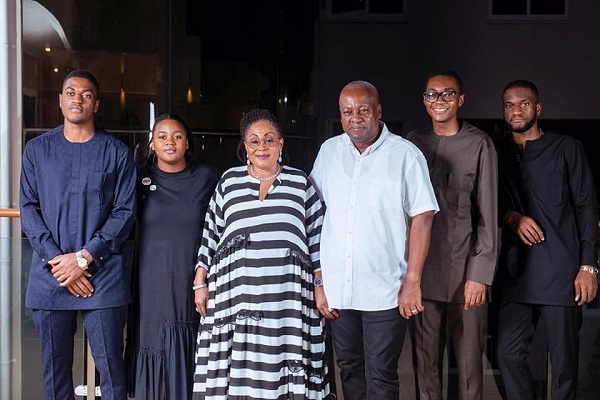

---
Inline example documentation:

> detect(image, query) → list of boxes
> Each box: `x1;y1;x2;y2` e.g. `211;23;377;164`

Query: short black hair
147;113;195;165
62;70;100;93
237;109;283;164
425;70;463;93
502;79;540;102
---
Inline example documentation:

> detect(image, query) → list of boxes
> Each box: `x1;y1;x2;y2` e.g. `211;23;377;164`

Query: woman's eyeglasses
245;136;280;150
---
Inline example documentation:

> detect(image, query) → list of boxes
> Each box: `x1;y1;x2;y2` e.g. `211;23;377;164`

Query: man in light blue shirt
310;80;438;400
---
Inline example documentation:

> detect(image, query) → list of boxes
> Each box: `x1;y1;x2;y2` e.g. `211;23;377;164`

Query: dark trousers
413;299;487;400
330;308;407;400
496;302;582;400
33;306;128;400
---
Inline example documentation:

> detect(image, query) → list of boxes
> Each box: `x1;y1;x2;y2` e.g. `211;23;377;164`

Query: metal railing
0;208;19;218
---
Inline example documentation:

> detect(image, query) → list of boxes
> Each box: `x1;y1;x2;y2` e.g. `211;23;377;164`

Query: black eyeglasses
423;90;458;103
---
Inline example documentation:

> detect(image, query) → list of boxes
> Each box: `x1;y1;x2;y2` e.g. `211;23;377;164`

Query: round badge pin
149;184;157;191
142;177;151;186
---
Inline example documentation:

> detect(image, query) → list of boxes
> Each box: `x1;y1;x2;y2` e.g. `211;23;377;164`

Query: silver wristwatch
314;278;323;287
580;265;599;277
76;251;89;270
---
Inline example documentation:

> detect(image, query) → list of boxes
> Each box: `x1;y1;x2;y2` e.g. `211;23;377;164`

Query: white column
0;1;20;399
0;0;12;397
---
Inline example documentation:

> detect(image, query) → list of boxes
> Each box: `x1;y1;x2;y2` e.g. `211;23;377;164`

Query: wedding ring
410;309;418;314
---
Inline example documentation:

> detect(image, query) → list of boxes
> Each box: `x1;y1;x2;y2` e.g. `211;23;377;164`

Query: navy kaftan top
20;126;136;310
496;131;599;306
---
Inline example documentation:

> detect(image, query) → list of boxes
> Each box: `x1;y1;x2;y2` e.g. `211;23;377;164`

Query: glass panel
22;0;164;130
530;0;566;15
369;0;404;14
331;0;365;14
191;134;318;177
491;0;527;15
23;1;318;175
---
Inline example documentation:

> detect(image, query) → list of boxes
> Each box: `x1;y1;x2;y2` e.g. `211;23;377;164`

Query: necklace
249;164;281;182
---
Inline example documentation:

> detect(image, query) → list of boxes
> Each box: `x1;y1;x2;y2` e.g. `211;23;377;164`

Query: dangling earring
246;154;250;166
278;149;282;163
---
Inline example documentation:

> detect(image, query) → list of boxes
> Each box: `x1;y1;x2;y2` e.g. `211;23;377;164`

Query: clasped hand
48;253;94;298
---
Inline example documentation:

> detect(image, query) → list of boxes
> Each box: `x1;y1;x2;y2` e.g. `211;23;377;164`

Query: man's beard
65;115;91;125
506;114;537;133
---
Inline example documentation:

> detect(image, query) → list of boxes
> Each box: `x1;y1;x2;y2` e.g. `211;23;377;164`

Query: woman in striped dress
192;109;330;399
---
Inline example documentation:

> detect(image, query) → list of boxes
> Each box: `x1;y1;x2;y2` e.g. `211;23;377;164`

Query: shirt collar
344;122;390;156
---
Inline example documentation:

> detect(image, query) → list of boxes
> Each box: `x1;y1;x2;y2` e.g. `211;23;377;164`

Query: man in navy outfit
20;70;136;399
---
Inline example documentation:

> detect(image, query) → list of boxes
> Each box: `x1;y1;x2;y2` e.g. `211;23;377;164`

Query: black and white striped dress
192;165;330;399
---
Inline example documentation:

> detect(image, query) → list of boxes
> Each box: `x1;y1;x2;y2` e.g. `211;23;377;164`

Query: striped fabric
192;165;330;399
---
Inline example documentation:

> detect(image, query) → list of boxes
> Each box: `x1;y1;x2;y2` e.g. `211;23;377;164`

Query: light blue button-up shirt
310;124;438;311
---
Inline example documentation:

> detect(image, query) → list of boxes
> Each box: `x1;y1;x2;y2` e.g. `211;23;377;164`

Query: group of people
19;68;599;400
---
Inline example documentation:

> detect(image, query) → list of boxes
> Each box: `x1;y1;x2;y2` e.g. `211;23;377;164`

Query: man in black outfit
495;79;599;400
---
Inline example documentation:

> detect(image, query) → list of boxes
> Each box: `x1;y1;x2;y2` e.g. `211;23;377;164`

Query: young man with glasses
407;70;498;400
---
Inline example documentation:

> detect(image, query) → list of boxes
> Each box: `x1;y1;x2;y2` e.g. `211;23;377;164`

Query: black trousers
330;308;407;400
33;306;128;400
496;302;582;400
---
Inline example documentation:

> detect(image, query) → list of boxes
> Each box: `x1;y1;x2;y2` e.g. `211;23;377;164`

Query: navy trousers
33;306;128;400
330;308;407;400
496;302;582;400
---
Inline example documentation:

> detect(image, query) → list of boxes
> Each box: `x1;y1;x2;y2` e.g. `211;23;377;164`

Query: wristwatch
314;278;323;287
581;265;599;277
76;251;89;270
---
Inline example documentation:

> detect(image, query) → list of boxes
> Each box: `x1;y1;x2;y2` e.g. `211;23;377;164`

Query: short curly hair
502;79;540;102
62;70;100;94
425;70;463;93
